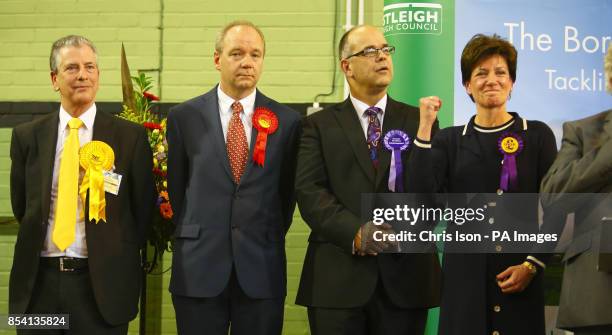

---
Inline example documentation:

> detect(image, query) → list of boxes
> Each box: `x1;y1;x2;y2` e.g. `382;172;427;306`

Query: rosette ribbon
383;130;410;192
79;141;115;223
497;132;523;192
252;107;279;166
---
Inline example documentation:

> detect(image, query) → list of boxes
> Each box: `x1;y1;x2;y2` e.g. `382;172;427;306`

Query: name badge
103;171;122;195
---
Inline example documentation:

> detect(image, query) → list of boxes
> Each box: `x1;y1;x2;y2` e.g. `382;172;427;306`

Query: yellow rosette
500;136;520;154
79;141;114;223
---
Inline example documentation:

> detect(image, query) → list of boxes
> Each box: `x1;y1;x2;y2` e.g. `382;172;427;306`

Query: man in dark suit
540;44;612;335
166;21;301;335
9;35;154;334
295;25;441;335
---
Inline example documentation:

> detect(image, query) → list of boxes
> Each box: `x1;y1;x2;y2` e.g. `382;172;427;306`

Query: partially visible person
413;34;558;335
9;35;155;334
540;43;612;335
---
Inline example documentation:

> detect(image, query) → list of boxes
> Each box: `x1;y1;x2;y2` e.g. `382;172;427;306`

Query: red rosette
252;107;279;166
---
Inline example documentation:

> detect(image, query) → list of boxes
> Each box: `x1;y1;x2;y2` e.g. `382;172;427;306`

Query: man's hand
496;263;535;293
354;222;399;256
417;96;442;142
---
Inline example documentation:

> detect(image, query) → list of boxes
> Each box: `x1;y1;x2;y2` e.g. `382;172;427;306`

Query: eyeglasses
345;46;396;59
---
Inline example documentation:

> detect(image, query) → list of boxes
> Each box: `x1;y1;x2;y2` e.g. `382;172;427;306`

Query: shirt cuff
414;138;432;149
526;255;546;269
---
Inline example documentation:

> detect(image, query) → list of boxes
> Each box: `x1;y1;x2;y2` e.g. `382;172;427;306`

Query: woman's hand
417;96;442;141
496;263;535;293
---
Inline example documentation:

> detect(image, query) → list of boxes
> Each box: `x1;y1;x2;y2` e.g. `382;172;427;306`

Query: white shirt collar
59;103;97;131
350;94;387;118
217;85;256;117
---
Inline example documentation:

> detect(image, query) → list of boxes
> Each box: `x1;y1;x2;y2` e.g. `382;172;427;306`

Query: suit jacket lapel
238;90;266;187
89;110;117;222
92;110;116;149
334;99;376;183
375;98;405;189
602;109;612;144
198;88;233;181
38;113;60;223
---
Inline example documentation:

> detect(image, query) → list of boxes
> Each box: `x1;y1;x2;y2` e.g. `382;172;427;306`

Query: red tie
227;101;249;184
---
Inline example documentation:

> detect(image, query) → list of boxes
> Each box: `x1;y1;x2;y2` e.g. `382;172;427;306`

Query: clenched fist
417;96;442;141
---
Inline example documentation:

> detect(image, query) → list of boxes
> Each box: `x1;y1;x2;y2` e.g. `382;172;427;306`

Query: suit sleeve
279;115;301;234
166;110;187;225
407;125;449;194
529;123;563;266
295;117;362;254
405;122;446;240
130;127;155;247
10;127;26;223
541;121;612;205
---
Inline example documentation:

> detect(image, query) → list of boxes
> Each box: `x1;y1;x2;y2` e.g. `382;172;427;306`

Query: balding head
339;25;387;60
338;25;394;105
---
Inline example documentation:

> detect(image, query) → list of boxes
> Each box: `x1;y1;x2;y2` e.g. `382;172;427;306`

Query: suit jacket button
493;305;501;312
231;225;238;230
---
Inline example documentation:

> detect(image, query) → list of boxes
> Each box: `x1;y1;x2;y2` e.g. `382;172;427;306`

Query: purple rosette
497;132;524;192
384;130;410;192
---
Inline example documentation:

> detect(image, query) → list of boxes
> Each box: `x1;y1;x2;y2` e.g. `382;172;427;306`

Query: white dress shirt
41;104;96;258
349;95;387;253
350;94;387;139
217;85;256;146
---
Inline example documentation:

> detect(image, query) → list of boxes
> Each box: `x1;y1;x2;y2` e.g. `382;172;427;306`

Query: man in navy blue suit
166;21;301;335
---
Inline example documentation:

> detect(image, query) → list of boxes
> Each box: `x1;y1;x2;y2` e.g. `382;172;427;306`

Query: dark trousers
573;325;612;335
18;258;128;335
172;269;285;335
307;280;428;335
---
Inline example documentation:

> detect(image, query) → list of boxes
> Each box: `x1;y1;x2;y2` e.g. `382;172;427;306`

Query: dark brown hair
461;33;517;86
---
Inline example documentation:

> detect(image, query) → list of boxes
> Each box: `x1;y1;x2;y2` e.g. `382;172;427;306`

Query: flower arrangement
119;71;173;271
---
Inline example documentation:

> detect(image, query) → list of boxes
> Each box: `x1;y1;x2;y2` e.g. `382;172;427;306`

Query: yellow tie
52;118;83;251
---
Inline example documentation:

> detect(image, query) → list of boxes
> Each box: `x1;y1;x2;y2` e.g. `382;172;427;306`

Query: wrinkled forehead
224;26;264;51
349;28;388;52
57;45;97;67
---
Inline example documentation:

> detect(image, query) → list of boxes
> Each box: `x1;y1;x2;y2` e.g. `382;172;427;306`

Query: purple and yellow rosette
497;132;523;192
79;141;114;223
384;130;410;192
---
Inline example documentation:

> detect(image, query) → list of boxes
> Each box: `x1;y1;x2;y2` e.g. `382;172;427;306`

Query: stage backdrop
384;0;611;333
385;0;611;141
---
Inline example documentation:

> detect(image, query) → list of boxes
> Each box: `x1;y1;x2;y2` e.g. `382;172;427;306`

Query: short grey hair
215;20;266;54
50;35;98;73
605;42;612;93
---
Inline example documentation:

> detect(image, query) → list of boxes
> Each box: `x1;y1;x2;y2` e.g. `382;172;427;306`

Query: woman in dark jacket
410;34;558;335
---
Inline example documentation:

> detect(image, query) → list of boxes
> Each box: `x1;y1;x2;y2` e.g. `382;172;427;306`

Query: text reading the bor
504;21;610;53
